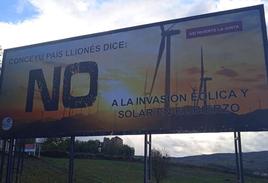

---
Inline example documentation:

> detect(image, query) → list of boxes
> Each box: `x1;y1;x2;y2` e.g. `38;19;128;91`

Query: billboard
24;144;36;153
0;5;267;138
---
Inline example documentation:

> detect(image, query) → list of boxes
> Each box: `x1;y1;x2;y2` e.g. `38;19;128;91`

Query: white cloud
215;0;264;10
1;0;268;156
2;0;267;48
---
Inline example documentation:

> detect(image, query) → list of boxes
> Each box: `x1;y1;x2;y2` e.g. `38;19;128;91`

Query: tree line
41;137;135;160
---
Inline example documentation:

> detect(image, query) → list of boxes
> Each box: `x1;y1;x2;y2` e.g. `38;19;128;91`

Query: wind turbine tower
150;24;180;109
197;47;212;107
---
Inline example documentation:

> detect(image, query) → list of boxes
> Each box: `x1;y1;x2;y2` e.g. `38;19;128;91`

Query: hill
171;151;268;177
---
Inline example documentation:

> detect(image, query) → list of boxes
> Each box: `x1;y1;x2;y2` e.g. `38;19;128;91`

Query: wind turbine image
143;68;150;109
149;24;180;109
196;47;212;107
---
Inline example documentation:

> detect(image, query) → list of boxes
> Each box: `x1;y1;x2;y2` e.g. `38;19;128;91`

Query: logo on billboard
2;117;13;131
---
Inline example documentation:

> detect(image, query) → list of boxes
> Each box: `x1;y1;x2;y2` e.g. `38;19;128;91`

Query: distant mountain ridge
170;151;268;177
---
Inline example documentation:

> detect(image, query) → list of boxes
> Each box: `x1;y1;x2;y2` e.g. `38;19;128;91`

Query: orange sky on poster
0;7;267;135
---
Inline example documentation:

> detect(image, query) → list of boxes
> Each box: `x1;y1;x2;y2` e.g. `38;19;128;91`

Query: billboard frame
0;5;267;138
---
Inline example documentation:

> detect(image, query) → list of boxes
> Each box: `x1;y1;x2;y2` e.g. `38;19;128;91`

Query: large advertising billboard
0;5;267;138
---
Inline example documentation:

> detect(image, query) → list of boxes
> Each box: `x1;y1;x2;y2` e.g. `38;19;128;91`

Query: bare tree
152;149;169;183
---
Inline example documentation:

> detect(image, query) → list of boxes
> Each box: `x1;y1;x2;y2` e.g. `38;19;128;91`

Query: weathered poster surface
0;5;267;138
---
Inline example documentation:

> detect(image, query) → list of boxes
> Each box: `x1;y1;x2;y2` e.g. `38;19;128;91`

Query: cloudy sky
1;0;268;156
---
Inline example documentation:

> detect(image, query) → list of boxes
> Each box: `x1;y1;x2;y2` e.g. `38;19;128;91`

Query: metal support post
6;138;14;183
148;134;152;182
38;143;41;158
234;131;244;183
144;134;148;183
234;132;240;182
11;139;18;183
0;140;6;183
19;141;25;179
144;133;153;183
68;136;75;183
237;132;244;183
15;140;23;183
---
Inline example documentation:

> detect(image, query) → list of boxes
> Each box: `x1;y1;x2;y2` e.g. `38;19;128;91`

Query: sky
1;0;268;157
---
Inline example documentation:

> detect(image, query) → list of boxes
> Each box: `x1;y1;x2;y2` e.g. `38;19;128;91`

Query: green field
18;157;267;183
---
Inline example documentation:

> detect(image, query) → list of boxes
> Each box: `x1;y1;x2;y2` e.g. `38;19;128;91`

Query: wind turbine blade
166;23;176;31
160;24;165;33
144;68;149;95
197;47;204;106
149;34;165;95
200;47;204;80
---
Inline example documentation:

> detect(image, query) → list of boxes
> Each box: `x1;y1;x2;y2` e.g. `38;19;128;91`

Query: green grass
17;157;268;183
